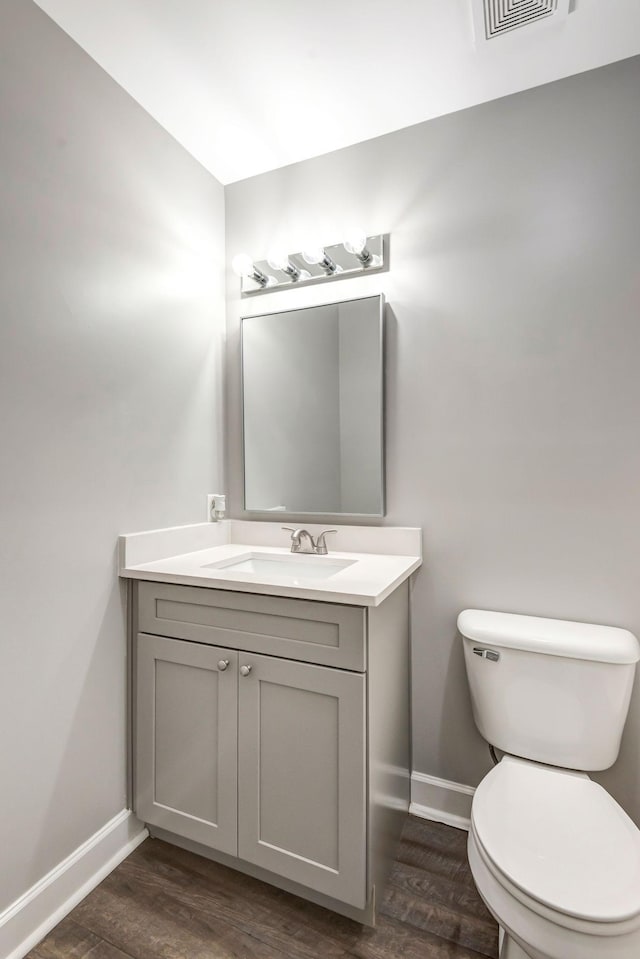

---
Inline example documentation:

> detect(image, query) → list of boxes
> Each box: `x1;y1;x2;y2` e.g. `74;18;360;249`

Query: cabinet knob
217;659;230;671
239;664;253;677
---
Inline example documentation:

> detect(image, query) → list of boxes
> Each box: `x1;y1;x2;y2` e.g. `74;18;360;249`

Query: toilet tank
458;609;640;771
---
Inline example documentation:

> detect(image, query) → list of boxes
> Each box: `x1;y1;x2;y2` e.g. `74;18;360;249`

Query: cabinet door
135;633;238;855
238;654;366;907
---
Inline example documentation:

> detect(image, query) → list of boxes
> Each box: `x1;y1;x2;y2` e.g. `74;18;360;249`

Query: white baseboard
0;810;148;959
410;771;475;831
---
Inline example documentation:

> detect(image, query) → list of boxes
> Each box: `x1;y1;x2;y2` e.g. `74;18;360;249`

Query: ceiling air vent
471;0;570;43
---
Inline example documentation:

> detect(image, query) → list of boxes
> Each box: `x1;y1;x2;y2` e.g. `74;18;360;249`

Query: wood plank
72;852;351;959
387;856;496;924
109;839;361;959
72;882;298;959
382;869;498;958
396;817;482;891
399;816;470;861
27;916;134;959
385;818;498;958
344;914;494;959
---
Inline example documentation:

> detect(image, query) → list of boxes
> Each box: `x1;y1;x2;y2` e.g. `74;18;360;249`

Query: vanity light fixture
233;232;387;294
301;243;342;276
231;252;277;288
343;228;383;268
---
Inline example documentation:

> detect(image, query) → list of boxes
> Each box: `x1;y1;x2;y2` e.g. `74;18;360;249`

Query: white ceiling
34;0;640;185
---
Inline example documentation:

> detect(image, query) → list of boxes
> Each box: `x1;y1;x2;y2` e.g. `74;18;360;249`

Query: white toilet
458;608;640;959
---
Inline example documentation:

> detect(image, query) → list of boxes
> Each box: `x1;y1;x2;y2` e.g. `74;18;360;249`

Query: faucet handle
282;527;302;552
314;529;337;554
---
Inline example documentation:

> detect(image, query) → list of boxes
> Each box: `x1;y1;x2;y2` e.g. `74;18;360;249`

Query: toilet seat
468;827;640;959
471;756;640;925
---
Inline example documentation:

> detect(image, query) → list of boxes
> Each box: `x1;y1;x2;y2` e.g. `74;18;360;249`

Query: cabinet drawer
137;582;366;671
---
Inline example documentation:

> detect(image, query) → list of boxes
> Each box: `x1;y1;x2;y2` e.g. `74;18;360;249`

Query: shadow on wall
439;623;491;784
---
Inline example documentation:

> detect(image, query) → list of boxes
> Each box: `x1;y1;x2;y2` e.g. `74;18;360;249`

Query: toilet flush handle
472;647;500;662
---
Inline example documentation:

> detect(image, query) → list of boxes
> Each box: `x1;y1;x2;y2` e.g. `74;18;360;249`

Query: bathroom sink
119;522;422;604
202;552;356;580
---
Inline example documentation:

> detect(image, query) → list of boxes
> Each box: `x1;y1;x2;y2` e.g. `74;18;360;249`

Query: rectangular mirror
242;294;384;516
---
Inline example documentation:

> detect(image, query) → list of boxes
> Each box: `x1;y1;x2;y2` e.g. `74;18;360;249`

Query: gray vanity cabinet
132;580;409;924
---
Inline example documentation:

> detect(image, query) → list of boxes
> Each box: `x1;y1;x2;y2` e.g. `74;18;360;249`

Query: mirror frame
240;293;385;518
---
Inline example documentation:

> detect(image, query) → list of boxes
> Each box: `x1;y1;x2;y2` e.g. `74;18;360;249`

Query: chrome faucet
282;528;337;555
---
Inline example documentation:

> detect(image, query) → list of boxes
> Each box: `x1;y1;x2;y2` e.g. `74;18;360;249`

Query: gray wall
0;0;224;912
226;55;640;824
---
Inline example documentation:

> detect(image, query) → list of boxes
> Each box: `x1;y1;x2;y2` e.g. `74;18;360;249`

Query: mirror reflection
242;294;384;516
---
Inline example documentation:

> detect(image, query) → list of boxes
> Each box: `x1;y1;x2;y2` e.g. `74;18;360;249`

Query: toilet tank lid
458;609;640;664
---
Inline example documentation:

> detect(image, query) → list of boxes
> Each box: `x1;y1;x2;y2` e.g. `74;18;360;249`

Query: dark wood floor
28;816;498;959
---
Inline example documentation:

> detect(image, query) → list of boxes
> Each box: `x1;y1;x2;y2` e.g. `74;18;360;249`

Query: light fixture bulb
266;247;287;271
232;252;255;277
343;229;367;256
301;244;325;266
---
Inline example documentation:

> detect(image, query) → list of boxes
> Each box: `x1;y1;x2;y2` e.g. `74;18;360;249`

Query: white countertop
119;521;422;607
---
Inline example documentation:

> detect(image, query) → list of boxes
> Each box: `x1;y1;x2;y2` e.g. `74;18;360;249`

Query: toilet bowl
457;608;640;959
468;756;640;959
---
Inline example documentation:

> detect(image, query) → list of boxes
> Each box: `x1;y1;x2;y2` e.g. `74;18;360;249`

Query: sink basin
202;552;355;581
